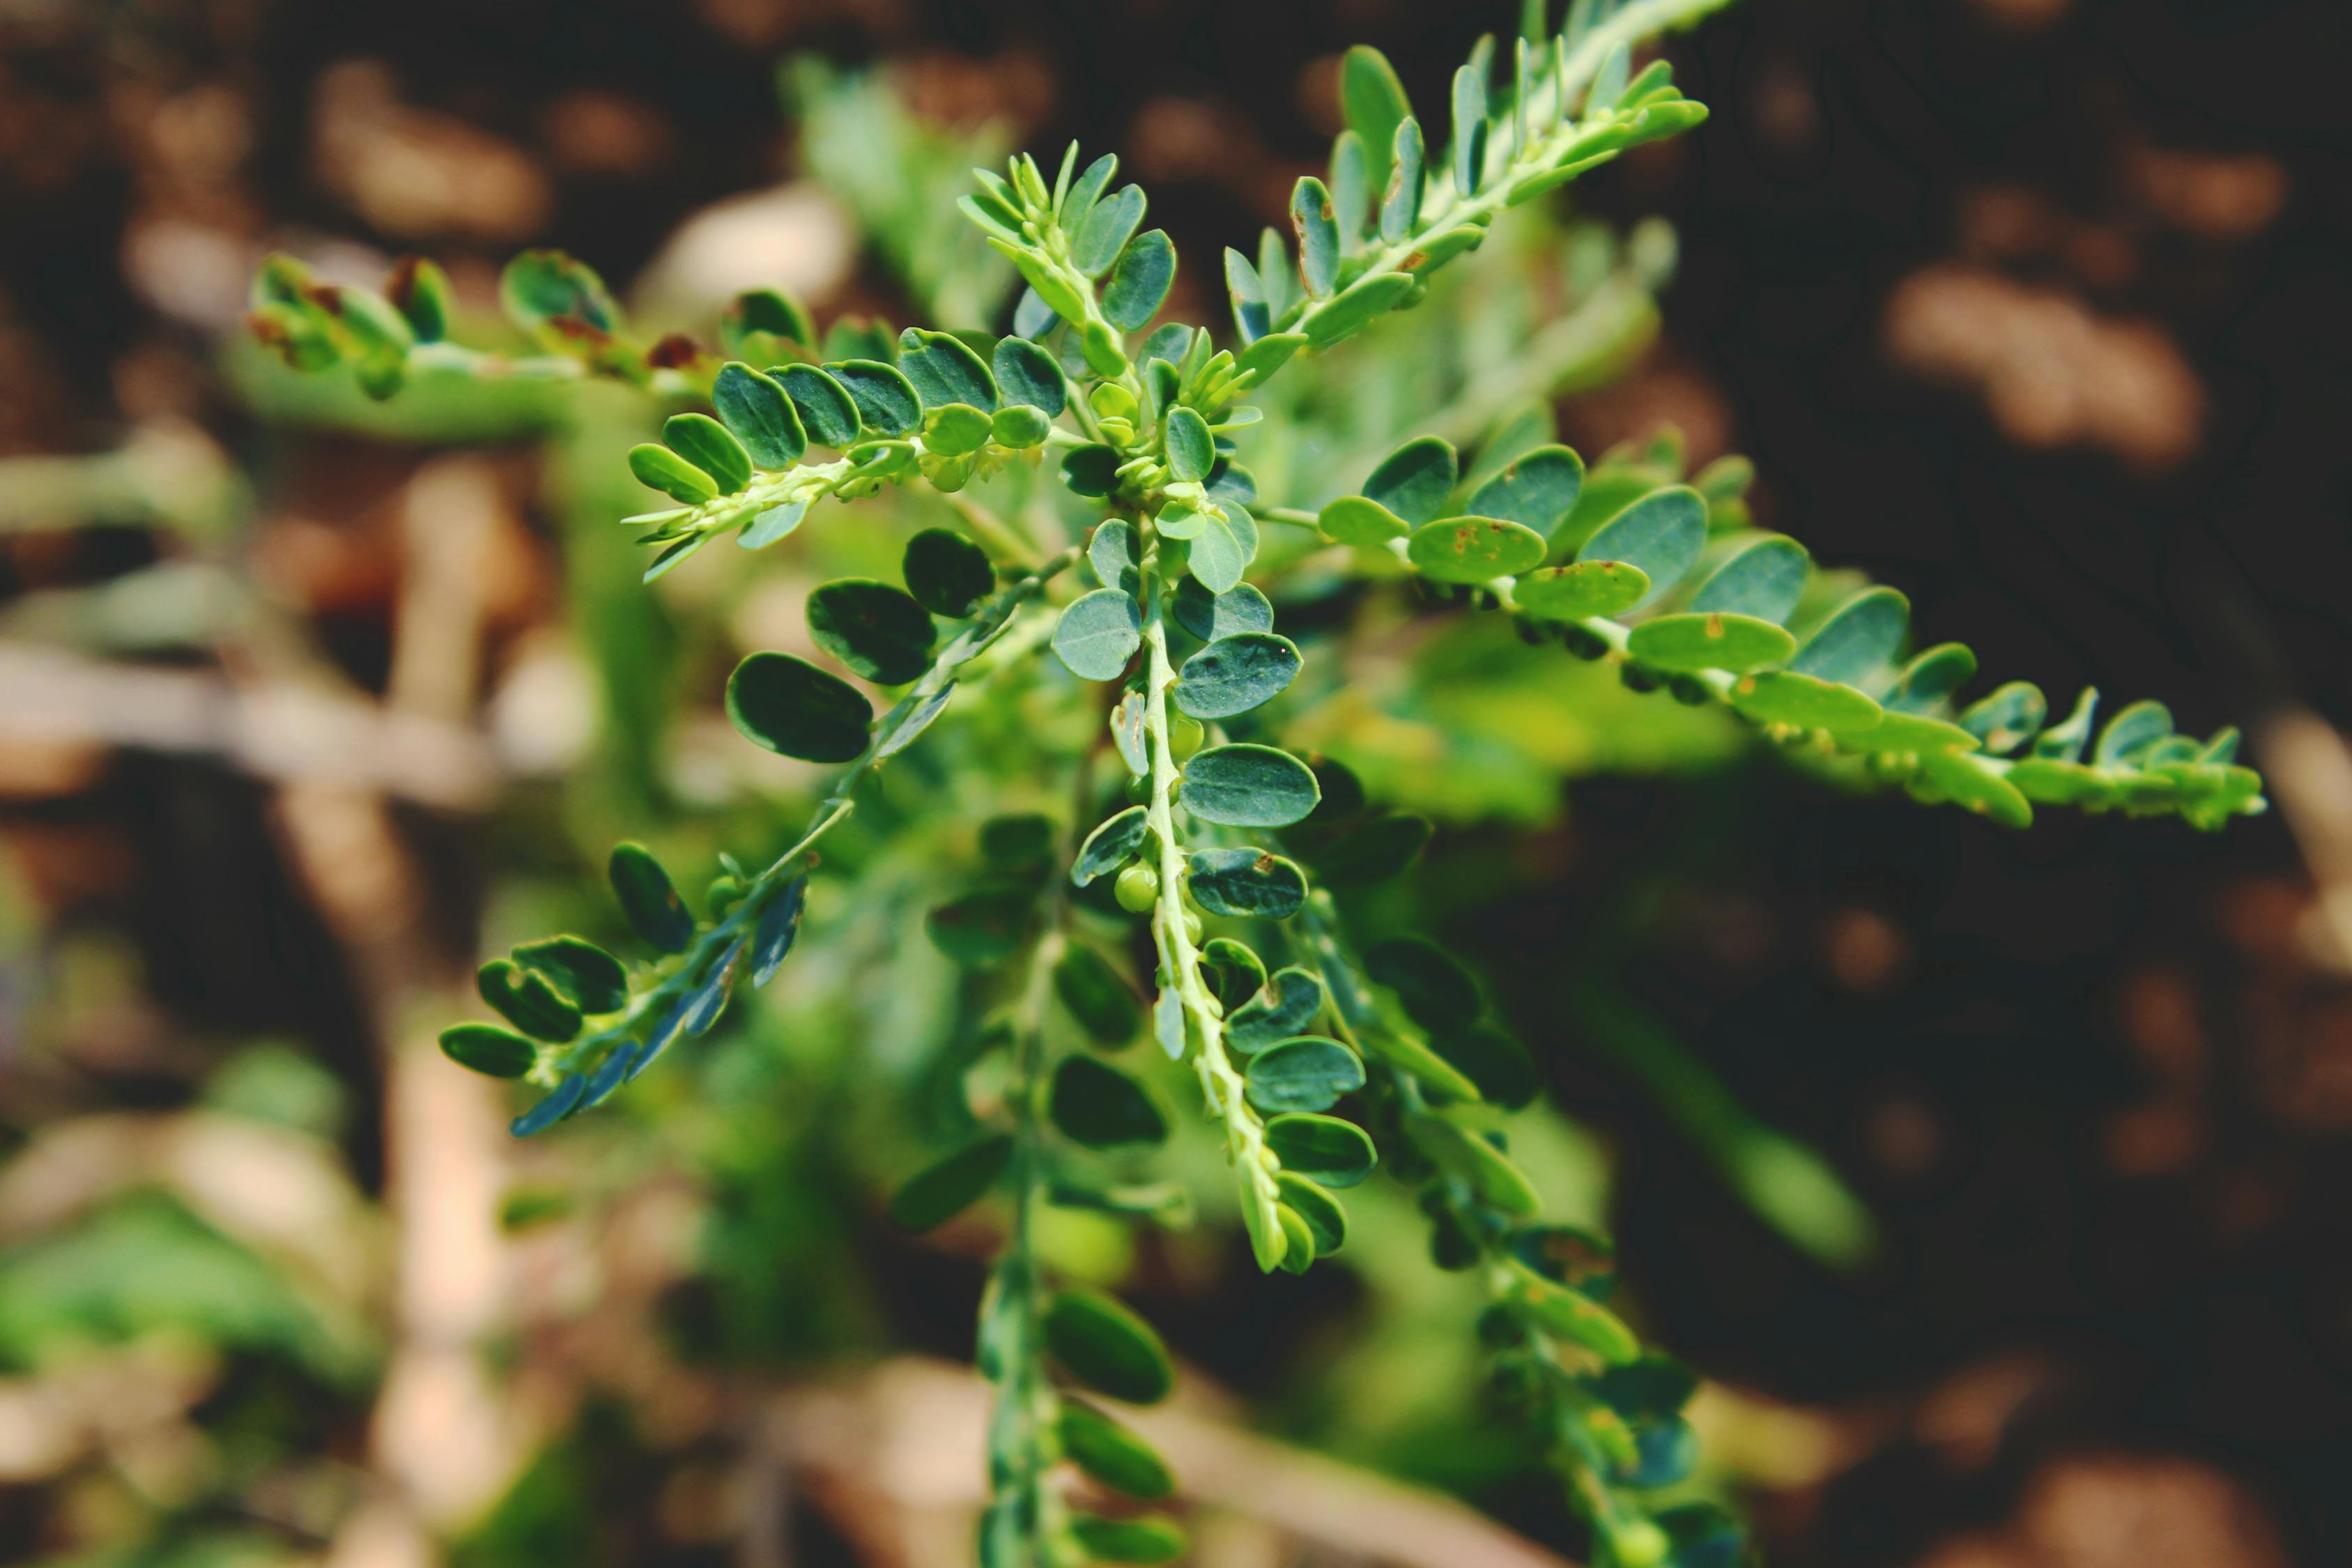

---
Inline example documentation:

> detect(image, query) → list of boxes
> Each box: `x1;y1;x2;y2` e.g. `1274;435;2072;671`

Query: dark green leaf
1173;502;1257;594
1307;813;1433;885
720;286;813;353
1179;744;1321;827
1689;535;1808;624
1577;486;1707;609
439;1022;536;1078
904;528;994;618
1164;406;1213;483
1516;560;1651;621
1245;1036;1365;1112
829;359;921;437
663;413;751;495
499;249;620;336
2096;698;2174;765
1186;847;1308;919
1171;578;1273;642
1053;589;1143;681
609;841;693;953
1061;443;1121;497
1073;806;1151;886
1408;516;1548;583
1073;184;1147;277
1050;1056;1168;1148
1381;116;1426;243
1090;518;1142;596
1275;1173;1348;1255
1043;1288;1174;1404
897;328;997;413
1063;153;1120;226
1055;944;1142;1046
1174;633;1300;720
980;813;1054;866
1068;1516;1185;1565
1626;612;1797;675
990;335;1066;417
514;936;629;1015
1224;247;1269;342
1363;436;1457;525
1264;1112;1378;1187
1291;176;1340;298
726;652;874;763
807;578;935;685
712;362;806;469
780;364;859;447
1365;937;1479;1032
1199;937;1266;1012
1884;642;1978;714
386;255;453;343
1788;586;1909;686
1431;1025;1537;1109
1102;230;1177;332
628;443;716;505
1229;967;1327;1052
1507;1222;1617;1292
747;879;806;986
1342;45;1413;192
1059;1399;1174;1500
1466;445;1585;538
925;889;1033;965
1958;681;2046;755
889;1135;1013;1231
478;958;582;1042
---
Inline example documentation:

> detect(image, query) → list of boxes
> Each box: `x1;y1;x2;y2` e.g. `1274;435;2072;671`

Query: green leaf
1730;670;1884;732
903;528;994;618
1365;937;1478;1031
1291;176;1341;298
1199;938;1266;1013
1690;536;1808;624
1319;495;1409;545
925;889;1033;965
510;1075;586;1137
1061;443;1121;497
1505;1263;1641;1362
1073;806;1151;886
1102;230;1177;332
1627;612;1797;675
726;652;874;763
1467;445;1585;538
1160;408;1212;486
738;501;806;551
386;255;454;342
499;249;620;336
1846;710;1978;756
780;364;860;447
1186;847;1308;919
1409;1112;1539;1216
1043;1288;1174;1404
609;841;693;953
439;1023;536;1078
478;958;581;1042
991;335;1066;417
1225;246;1271;342
829;359;921;437
889;1135;1013;1231
1342;45;1413;191
747;879;806;986
1055;944;1142;1047
923;402;993;456
1063;153;1120;224
2031;687;2098;762
804;578;935;686
1245;1036;1365;1112
1074;183;1148;276
1308;813;1433;884
712;362;806;470
1068;1516;1187;1565
1577;486;1707;609
1177;502;1258;594
663;414;751;495
1171;578;1273;642
1958;681;2047;755
1364;436;1458;526
1089;519;1142;596
1304;271;1416;349
720;286;813;353
1232;330;1305;387
1408;516;1548;583
1516;560;1650;621
1431;1025;1537;1109
627;444;716;505
1180;744;1321;827
1264;1112;1377;1187
1050;1056;1169;1148
1276;1172;1348;1254
1358;1024;1483;1100
1174;633;1300;720
1452;61;1491;196
1229;967;1327;1052
1059;1399;1174;1500
513;936;629;1015
1918;751;2033;828
1381;116;1427;243
897;328;997;413
1788;586;1909;686
1884;642;1977;714
2096;698;2174;764
1053;589;1143;681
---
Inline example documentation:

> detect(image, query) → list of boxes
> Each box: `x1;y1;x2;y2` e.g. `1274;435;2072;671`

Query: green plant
245;1;2268;1564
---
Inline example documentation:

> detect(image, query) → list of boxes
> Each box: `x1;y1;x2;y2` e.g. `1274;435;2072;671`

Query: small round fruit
1170;717;1205;760
1114;863;1160;913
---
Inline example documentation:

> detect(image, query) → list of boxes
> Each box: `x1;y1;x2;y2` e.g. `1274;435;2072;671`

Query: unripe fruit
1181;908;1203;945
1114;862;1160;912
1170;716;1205;760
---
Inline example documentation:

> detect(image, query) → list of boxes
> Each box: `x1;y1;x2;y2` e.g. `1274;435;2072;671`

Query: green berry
1114;863;1160;913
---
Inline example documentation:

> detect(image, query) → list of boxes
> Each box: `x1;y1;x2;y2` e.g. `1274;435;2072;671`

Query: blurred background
3;0;2351;1565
